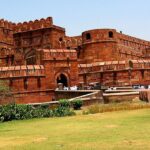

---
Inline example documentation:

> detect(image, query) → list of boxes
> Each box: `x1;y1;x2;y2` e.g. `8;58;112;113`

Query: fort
0;17;150;104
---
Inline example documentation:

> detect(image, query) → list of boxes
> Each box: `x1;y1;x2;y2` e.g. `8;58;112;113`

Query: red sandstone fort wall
42;49;78;89
0;19;14;47
79;60;150;86
79;29;150;63
0;16;150;104
13;17;53;33
81;29;118;62
13;17;66;50
116;32;150;60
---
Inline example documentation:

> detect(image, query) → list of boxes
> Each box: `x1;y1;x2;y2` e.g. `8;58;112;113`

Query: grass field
1;109;150;150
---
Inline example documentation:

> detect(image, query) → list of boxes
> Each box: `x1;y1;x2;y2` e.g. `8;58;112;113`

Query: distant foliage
59;99;71;108
0;80;14;104
83;102;150;115
72;99;83;110
54;99;75;117
129;60;133;69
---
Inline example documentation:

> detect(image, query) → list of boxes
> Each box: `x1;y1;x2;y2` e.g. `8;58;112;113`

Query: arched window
25;50;36;65
6;55;9;65
9;79;13;87
109;31;113;38
77;46;81;58
59;37;63;42
37;78;41;89
67;47;71;50
24;78;28;90
86;33;91;40
11;55;14;65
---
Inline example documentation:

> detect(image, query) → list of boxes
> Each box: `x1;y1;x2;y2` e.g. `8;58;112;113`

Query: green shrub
15;105;32;120
54;100;75;117
53;107;75;117
59;99;70;108
0;104;14;121
0;81;14;104
0;102;75;122
72;99;83;110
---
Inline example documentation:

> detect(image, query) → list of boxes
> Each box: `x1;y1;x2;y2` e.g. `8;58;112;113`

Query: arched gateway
57;73;68;87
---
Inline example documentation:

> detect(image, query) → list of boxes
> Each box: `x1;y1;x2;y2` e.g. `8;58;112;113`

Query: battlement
13;17;53;33
117;31;150;49
0;19;14;30
0;19;14;47
81;28;150;48
117;32;150;46
0;65;45;79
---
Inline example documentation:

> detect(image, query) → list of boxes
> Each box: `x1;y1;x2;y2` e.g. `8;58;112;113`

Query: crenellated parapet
0;19;14;30
0;19;14;46
0;65;45;79
117;32;150;50
13;17;53;33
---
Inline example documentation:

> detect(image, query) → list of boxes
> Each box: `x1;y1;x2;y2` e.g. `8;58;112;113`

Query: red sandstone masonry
13;17;53;33
0;16;150;104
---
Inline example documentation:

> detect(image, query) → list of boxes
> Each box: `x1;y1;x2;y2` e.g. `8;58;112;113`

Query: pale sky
0;0;150;40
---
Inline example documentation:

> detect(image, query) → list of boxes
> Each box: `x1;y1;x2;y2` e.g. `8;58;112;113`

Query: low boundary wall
103;92;139;103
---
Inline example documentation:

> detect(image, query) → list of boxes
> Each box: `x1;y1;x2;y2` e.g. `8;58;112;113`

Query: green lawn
1;109;150;150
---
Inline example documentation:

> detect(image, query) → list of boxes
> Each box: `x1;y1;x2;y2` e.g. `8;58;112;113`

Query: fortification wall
42;49;77;60
79;29;150;62
1;16;150;104
116;32;150;60
0;19;14;47
79;60;150;86
0;65;46;93
13;17;66;49
117;44;143;60
59;36;82;49
0;47;15;66
42;49;78;89
80;29;117;62
13;17;53;33
0;65;45;79
0;89;55;105
117;32;150;50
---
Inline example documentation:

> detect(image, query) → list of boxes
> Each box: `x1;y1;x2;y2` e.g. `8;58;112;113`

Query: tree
0;80;14;105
